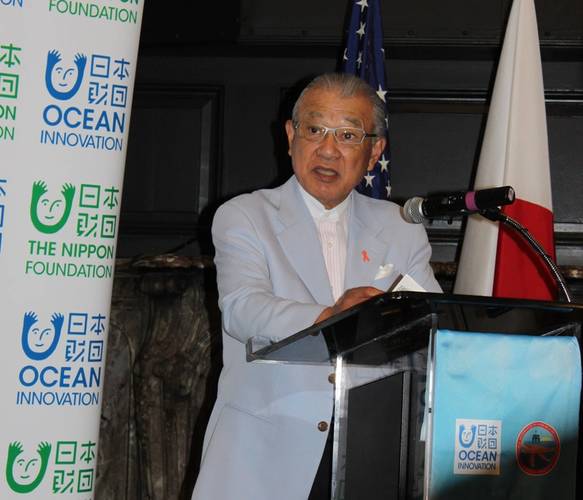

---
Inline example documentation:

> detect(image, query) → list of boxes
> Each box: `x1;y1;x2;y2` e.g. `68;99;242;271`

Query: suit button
318;421;329;432
328;373;335;384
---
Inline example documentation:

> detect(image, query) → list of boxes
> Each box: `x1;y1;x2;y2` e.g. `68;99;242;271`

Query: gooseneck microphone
402;186;515;223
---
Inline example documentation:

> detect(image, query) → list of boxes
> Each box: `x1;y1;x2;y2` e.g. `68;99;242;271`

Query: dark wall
116;1;583;264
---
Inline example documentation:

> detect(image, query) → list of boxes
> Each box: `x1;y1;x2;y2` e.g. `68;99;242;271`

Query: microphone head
402;197;425;224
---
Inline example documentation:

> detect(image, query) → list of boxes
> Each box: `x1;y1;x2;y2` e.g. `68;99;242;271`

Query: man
192;73;441;500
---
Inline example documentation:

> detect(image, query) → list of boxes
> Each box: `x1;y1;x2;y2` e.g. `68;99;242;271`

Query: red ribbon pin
361;250;370;263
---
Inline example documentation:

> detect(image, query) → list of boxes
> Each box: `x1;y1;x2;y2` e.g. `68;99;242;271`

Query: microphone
402;186;515;223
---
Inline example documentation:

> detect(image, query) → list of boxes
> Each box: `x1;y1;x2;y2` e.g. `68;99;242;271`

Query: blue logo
454;419;501;475
15;309;107;407
40;48;131;152
458;423;477;448
45;50;86;101
21;311;63;361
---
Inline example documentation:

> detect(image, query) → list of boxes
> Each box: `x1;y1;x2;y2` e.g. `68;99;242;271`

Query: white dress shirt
299;185;351;302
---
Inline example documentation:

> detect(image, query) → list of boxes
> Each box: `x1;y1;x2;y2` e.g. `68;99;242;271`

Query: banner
428;330;581;499
0;1;143;497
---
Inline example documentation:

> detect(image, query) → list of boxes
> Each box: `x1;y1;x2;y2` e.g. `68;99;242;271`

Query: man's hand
314;286;384;324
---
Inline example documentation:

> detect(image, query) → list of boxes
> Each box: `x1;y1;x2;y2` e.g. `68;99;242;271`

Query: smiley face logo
30;181;75;234
14;455;40;484
5;442;51;493
38;194;65;225
45;50;86;101
458;423;477;448
21;311;64;361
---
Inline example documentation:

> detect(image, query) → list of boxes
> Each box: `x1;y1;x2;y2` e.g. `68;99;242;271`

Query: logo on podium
454;418;502;475
516;421;560;475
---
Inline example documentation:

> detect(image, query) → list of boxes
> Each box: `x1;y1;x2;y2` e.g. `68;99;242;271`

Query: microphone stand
479;208;573;303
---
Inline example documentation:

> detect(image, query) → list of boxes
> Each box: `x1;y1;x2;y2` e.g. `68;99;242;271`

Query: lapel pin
361;250;370;263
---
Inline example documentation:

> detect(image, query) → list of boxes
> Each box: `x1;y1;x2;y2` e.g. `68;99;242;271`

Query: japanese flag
454;0;556;300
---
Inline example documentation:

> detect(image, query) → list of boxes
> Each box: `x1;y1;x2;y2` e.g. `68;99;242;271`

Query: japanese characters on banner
0;1;143;498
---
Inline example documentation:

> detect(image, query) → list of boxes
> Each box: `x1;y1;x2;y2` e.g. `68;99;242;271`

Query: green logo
5;441;51;493
30;181;75;234
0;43;22;99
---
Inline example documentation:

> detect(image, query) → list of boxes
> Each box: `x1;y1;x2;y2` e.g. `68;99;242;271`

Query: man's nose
316;132;341;158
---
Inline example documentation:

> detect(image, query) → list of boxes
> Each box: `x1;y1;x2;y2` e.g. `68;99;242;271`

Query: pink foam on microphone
465;191;478;211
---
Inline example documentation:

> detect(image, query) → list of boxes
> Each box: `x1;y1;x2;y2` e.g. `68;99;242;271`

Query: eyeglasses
293;122;377;145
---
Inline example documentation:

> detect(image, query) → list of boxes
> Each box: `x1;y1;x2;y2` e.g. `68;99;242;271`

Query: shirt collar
298;182;352;222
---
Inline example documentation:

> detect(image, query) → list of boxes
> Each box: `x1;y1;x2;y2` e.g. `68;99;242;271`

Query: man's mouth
313;167;338;179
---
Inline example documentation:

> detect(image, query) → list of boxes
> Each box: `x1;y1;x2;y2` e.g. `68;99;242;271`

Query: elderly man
192;73;441;500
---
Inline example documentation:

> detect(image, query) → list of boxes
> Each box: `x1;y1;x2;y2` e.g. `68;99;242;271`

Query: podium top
247;292;583;365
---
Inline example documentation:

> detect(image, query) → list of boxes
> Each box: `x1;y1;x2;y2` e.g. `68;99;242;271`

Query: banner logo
40;48;131;151
15;309;106;407
30;181;75;234
454;419;501;475
26;179;119;279
5;439;97;494
22;311;64;360
45;50;86;101
516;421;560;475
5;441;51;493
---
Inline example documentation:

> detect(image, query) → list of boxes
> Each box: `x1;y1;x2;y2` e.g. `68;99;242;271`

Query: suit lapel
345;195;392;290
276;178;334;306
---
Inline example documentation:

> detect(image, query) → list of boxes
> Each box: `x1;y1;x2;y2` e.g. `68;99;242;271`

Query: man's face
285;88;386;209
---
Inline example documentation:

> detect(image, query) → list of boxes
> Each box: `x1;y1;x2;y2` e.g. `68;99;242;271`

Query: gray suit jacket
192;176;440;500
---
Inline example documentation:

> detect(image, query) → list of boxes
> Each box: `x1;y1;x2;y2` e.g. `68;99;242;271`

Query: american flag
341;0;391;199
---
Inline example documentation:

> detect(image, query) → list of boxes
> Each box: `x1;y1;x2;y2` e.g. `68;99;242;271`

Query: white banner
0;1;143;497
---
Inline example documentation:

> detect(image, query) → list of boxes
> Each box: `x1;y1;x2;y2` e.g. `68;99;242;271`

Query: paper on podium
388;273;427;293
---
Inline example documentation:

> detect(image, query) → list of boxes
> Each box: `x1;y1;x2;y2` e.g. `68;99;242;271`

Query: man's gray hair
291;73;387;138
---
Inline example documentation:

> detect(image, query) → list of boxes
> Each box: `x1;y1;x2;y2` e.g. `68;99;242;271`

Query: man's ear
367;137;387;171
285;120;295;156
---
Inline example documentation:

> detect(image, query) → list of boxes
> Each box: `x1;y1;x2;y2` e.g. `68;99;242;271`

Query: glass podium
247;292;583;500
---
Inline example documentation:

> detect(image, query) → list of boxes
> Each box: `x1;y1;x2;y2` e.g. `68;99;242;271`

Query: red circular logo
515;421;560;475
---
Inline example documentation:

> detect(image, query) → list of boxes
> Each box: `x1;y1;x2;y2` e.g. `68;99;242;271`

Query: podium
247;292;583;500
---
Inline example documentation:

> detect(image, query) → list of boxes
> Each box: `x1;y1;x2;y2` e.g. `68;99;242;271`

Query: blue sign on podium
428;329;581;499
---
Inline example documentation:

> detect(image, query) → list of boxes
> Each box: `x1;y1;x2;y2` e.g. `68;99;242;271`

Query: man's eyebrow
305;111;324;119
344;117;362;127
304;111;363;127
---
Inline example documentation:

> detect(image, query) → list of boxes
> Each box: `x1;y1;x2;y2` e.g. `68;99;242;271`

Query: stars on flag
379;155;389;172
356;0;368;12
342;0;392;200
376;84;387;103
364;172;375;187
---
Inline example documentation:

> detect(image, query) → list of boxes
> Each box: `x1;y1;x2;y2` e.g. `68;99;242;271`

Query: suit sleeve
212;201;327;345
405;224;443;293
